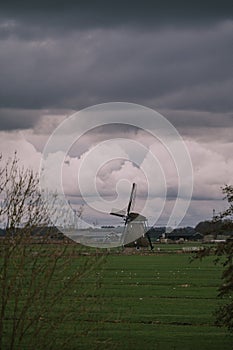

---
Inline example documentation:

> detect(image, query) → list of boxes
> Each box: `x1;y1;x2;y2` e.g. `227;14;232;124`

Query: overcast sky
0;1;232;227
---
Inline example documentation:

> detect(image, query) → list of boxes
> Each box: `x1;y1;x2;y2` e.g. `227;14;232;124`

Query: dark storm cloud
0;23;232;111
0;109;43;130
162;110;233;131
0;1;232;132
0;108;69;131
0;1;233;38
85;24;233;112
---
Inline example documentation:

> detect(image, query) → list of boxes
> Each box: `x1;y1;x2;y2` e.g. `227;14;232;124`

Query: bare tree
0;153;106;349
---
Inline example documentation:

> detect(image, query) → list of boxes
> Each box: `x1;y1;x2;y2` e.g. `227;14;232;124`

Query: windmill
110;183;153;250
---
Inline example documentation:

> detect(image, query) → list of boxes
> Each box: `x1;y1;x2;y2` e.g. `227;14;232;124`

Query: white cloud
0;127;232;226
0;131;42;173
186;140;233;200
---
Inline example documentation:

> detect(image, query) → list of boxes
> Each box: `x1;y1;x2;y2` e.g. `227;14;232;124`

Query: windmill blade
110;209;126;218
127;183;137;216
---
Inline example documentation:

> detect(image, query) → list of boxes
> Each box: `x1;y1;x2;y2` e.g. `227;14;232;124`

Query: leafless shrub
0;153;107;349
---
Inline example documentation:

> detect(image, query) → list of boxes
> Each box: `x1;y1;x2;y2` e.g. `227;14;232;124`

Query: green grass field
86;252;232;350
1;244;232;349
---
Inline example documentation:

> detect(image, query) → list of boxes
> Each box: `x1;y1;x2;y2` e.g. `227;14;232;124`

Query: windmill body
110;183;153;249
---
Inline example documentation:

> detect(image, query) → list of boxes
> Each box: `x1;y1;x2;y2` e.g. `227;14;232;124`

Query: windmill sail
110;209;126;218
126;183;136;216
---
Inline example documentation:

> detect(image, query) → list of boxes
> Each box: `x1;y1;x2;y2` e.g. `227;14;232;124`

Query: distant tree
195;220;221;238
195;221;233;239
196;185;233;332
218;185;233;220
0;154;106;349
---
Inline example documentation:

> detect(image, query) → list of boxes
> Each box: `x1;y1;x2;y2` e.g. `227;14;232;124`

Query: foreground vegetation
1;244;232;349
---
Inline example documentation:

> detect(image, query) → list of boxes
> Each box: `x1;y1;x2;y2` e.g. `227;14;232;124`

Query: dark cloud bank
1;1;233;30
0;1;232;135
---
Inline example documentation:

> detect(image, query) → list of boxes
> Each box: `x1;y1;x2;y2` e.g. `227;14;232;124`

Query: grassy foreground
92;253;232;350
1;244;232;349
